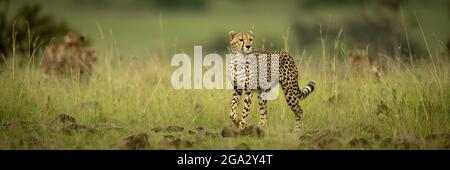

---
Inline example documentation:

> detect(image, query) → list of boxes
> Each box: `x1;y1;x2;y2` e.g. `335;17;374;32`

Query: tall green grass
0;24;449;149
1;0;449;149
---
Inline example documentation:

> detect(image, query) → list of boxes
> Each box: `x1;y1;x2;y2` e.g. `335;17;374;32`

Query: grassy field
0;0;449;149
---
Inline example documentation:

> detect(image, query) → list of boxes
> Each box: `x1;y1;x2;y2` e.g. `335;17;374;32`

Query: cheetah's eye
239;39;243;42
250;39;253;42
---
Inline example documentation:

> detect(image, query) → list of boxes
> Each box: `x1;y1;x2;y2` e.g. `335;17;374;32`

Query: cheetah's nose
245;45;251;49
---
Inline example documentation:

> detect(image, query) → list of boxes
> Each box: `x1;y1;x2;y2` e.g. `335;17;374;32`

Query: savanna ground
0;0;449;149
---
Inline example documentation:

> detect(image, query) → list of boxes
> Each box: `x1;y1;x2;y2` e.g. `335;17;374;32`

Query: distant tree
135;0;208;11
294;0;424;58
0;0;71;64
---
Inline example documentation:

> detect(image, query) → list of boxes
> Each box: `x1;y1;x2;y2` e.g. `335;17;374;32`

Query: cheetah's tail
299;80;316;100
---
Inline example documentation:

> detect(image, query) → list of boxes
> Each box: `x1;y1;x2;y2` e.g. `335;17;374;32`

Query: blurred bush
300;0;364;8
447;37;450;56
135;0;208;11
0;0;8;60
0;0;71;64
294;0;424;58
71;0;109;9
70;0;208;11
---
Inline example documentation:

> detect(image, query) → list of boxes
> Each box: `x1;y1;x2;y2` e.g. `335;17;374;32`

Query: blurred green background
1;0;449;150
4;0;450;58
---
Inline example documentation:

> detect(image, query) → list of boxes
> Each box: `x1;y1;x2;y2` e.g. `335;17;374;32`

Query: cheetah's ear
248;30;253;35
229;31;237;40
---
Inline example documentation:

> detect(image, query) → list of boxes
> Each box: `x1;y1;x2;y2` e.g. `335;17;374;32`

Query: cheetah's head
229;31;253;54
64;32;84;46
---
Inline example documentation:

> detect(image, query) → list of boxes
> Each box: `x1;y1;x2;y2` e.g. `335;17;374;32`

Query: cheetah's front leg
239;90;253;129
257;91;268;128
229;89;242;127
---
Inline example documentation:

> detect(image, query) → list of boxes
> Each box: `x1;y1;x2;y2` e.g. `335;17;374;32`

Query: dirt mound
188;127;219;138
221;125;265;138
112;133;149;150
54;114;76;124
63;123;96;133
314;137;342;149
221;127;239;137
172;137;193;148
166;126;184;132
19;136;45;149
298;130;343;149
239;125;264;138
348;138;371;147
160;135;193;149
233;143;251;150
299;129;341;141
151;127;164;133
380;138;393;148
395;133;419;149
188;127;205;134
53;114;96;134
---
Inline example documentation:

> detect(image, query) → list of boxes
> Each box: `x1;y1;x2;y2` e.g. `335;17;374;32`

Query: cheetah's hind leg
281;80;316;129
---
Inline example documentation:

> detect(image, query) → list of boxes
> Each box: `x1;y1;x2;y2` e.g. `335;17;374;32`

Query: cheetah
227;31;316;130
347;49;381;77
42;32;97;79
